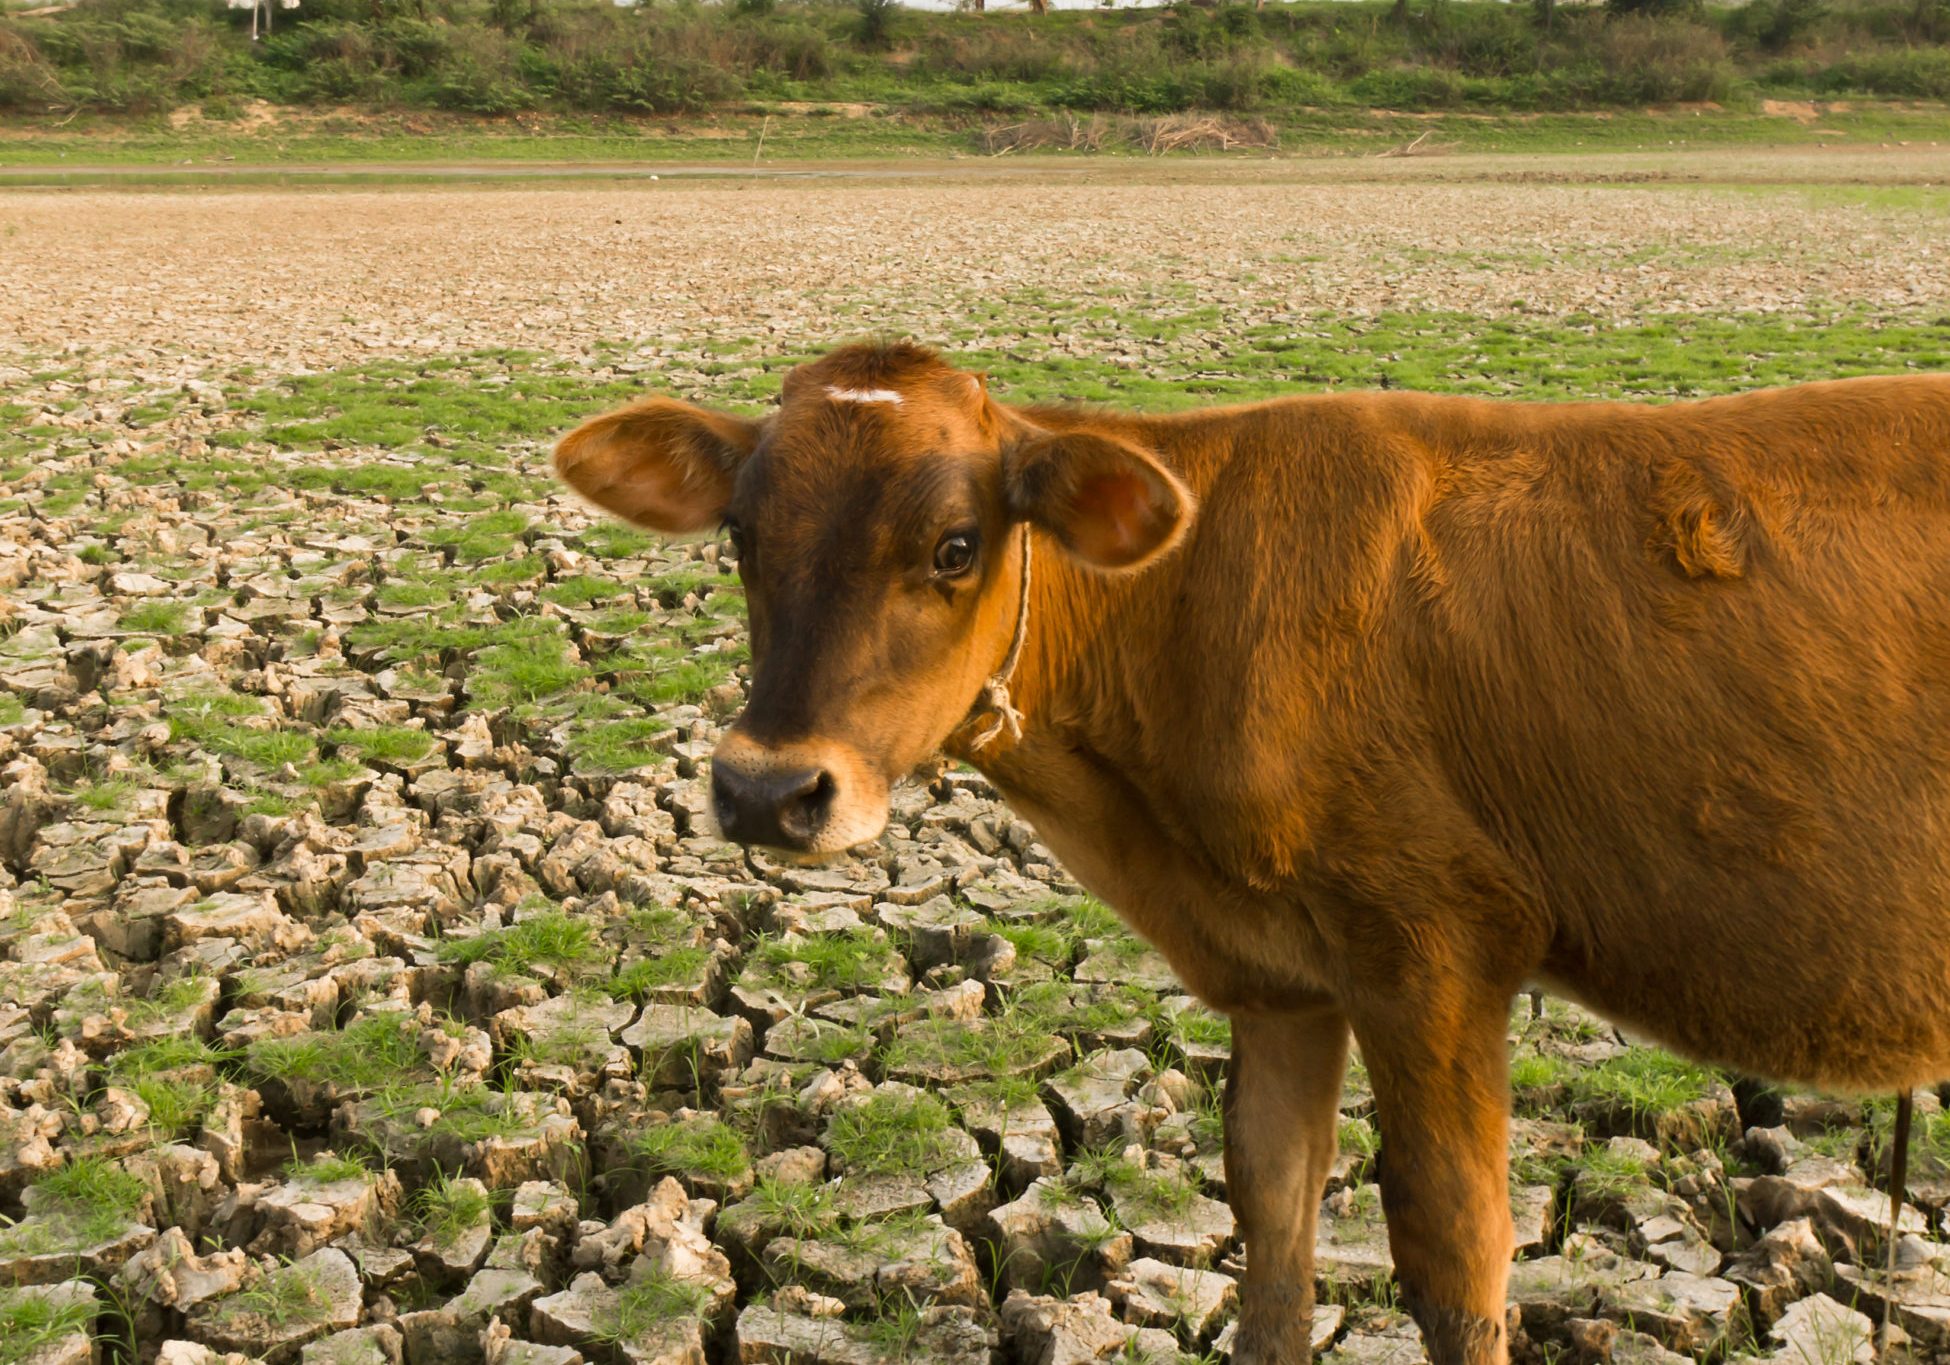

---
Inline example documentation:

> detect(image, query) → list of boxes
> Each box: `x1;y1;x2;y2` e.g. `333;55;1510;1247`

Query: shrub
1347;64;1469;106
433;27;535;113
0;26;66;109
1730;0;1829;50
1590;14;1736;100
739;20;833;81
1811;45;1950;93
1201;49;1276;108
599;54;741;114
378;15;449;77
1258;64;1343;104
854;0;900;50
4;0;1950;120
1609;0;1701;18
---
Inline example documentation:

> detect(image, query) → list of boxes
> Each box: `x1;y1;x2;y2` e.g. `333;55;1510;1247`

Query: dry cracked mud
2;157;1949;1365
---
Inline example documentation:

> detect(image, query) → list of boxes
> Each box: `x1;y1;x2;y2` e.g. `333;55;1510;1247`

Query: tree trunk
1027;0;1048;15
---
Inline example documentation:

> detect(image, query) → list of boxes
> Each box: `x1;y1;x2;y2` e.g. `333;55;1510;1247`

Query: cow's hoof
1401;1297;1508;1365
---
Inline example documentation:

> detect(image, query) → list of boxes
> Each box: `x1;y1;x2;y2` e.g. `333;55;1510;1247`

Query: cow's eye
722;518;745;560
933;529;978;578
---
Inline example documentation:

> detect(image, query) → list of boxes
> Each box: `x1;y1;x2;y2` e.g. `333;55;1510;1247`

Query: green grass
0;1294;96;1364
859;1295;929;1357
780;1019;874;1065
579;524;658;560
31;1159;148;1218
610;945;714;1001
426;509;531;563
542;575;628;609
591;1268;716;1343
166;692;318;772
740;1175;839;1240
633;1117;752;1181
436;910;607;981
1083;1147;1202;1223
564;717;673;774
469;631;588;706
119;973;216;1024
1573;1142;1654;1204
325;724;436;764
1866;1095;1950;1172
747;929;901;994
0;1158;149;1254
1510;1050;1574;1092
1169;1006;1231;1050
245;1012;426;1092
117;600;192;635
228;360;643;469
358;1078;557;1149
1056;897;1125;941
824;1091;962;1176
347;609;562;670
955;307;1950;411
411;1173;493;1246
285;1151;371;1185
69;777;136;812
1013;980;1156;1042
1568;1047;1718;1121
208;1263;330;1328
104;1036;229;1136
986;918;1075;965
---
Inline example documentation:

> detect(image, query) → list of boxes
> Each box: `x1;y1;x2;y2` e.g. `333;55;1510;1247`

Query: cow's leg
1354;983;1515;1365
1226;1000;1350;1365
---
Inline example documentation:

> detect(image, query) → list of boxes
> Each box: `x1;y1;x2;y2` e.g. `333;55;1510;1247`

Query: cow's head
553;343;1192;855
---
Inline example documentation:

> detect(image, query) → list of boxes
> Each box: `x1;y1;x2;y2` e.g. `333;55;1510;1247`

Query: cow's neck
964;414;1216;804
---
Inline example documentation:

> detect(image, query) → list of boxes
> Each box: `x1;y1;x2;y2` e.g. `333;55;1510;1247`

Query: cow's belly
1437;576;1950;1091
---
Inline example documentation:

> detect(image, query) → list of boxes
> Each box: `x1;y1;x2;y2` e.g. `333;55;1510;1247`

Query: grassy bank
3;100;1948;169
4;0;1950;135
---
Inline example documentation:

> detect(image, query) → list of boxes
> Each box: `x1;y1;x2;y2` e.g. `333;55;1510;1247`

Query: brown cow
554;343;1950;1365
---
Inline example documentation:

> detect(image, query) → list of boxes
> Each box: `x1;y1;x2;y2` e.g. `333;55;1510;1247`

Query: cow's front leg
1353;981;1515;1365
1226;1000;1350;1365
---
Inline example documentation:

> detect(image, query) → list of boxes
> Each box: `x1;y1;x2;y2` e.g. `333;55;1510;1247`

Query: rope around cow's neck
964;522;1032;751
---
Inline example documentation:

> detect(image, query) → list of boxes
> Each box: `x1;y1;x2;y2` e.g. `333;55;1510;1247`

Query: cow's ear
1007;426;1193;571
554;398;758;533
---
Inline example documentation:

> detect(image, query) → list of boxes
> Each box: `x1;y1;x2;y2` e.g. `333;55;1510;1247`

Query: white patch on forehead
825;386;904;406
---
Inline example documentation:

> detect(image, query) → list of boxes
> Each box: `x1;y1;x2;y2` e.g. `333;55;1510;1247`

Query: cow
553;342;1950;1365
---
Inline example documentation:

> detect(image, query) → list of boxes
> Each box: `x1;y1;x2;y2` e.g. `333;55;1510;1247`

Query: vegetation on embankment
3;0;1950;136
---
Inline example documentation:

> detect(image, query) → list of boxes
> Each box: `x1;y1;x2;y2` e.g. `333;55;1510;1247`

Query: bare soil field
6;152;1950;370
1;152;1948;1364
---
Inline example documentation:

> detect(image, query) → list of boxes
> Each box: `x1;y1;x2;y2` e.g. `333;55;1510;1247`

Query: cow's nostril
710;764;749;840
712;760;838;849
777;768;837;844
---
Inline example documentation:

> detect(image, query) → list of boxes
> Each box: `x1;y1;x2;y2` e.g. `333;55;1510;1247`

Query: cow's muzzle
709;731;890;855
713;759;835;849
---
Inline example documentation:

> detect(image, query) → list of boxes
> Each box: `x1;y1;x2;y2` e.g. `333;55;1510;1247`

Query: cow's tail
1881;1088;1913;1354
